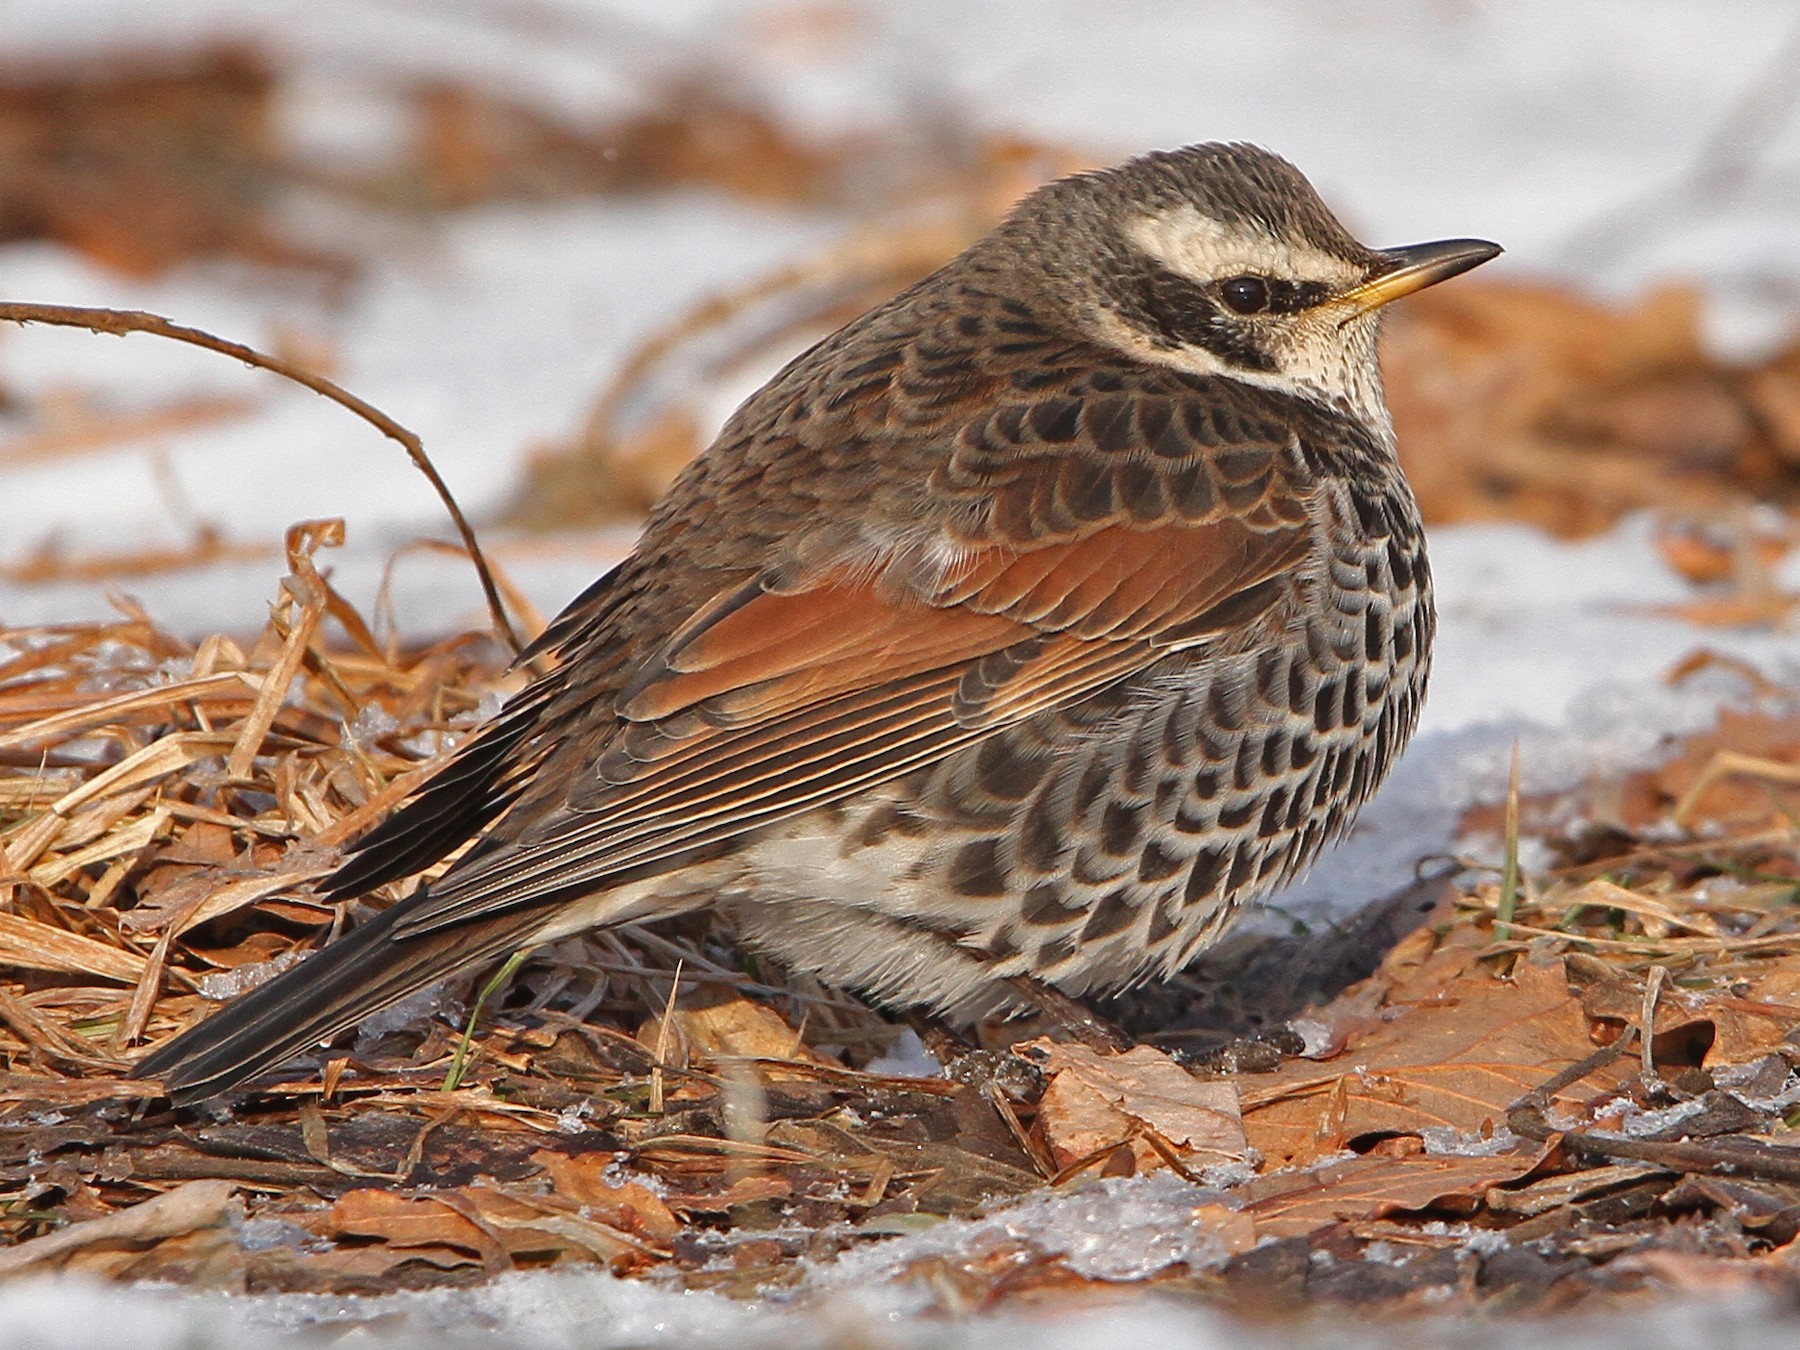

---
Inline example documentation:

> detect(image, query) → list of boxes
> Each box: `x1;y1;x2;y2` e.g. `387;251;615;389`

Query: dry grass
0;521;516;1078
7;552;1800;1313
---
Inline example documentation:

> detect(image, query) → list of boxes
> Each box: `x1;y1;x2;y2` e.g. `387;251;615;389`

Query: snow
4;0;1800;1343
863;1028;944;1079
194;952;307;1002
1615;1098;1708;1140
7;1265;1800;1349
803;1173;1238;1301
352;983;460;1046
1419;1125;1523;1159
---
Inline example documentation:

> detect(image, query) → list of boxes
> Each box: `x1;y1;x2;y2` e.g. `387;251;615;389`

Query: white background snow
3;0;1800;1344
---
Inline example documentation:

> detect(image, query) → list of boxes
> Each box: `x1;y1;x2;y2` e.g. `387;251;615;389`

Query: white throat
1091;303;1395;439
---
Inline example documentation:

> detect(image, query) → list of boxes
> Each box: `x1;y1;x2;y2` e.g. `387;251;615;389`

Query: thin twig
1640;964;1668;1083
0;300;522;654
1507;1026;1638;1117
1496;740;1523;942
1503;1028;1800;1189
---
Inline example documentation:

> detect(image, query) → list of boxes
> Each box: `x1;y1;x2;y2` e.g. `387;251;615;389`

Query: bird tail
132;898;546;1105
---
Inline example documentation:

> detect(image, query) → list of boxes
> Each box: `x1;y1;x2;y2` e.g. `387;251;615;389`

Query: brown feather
389;514;1310;937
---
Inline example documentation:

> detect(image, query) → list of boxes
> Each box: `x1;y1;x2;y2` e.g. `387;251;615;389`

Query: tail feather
133;899;546;1105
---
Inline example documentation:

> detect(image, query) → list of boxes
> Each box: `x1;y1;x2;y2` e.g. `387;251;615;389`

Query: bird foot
1005;975;1135;1054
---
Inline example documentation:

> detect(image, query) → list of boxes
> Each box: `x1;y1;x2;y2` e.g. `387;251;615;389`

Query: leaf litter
6;523;1800;1319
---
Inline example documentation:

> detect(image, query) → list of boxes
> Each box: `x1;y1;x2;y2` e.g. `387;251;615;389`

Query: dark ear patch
1113;260;1276;372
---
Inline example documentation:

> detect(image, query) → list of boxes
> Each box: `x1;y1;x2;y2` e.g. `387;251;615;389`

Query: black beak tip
1463;238;1505;267
1389;237;1504;281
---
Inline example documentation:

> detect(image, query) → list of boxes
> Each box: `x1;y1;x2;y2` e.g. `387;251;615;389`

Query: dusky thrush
137;142;1499;1102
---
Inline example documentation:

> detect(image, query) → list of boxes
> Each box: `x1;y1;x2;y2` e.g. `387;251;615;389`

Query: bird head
993;142;1501;430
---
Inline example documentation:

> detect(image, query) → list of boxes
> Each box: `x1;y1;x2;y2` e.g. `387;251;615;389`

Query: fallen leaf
1240;1150;1547;1239
1193;1202;1260;1258
326;1188;506;1272
1696;964;1800;1068
638;993;827;1065
0;1179;238;1275
532;1150;681;1241
660;1172;794;1215
1484;1163;1669;1216
1241;957;1615;1166
446;1184;668;1268
1027;1039;1246;1174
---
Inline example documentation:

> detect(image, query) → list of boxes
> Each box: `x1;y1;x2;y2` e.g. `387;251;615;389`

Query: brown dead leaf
1484;1163;1668;1217
1027;1040;1246;1174
0;46;347;279
1241;958;1611;1166
1241;1150;1548;1240
1383;281;1759;537
244;1241;481;1293
1194;1203;1260;1258
409;75;846;212
1698;964;1800;1068
1646;707;1800;828
1569;950;1800;1069
0;394;260;474
661;1172;794;1216
0;1179;238;1275
1606;1247;1771;1296
638;992;826;1065
445;1184;668;1268
1653;518;1795;588
68;1222;247;1287
326;1188;507;1272
532;1150;681;1241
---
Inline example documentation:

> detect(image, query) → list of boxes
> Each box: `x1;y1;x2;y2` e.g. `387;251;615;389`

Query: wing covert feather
391;512;1311;936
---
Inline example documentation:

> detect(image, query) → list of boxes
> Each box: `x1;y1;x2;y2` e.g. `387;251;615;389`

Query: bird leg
1005;974;1135;1054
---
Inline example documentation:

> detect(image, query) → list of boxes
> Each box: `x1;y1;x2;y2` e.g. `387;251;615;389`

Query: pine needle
1495;739;1523;942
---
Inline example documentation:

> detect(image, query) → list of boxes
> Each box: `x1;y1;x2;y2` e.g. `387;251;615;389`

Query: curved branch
0;300;523;655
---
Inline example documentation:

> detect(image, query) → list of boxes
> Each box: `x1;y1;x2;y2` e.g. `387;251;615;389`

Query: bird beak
1335;238;1503;320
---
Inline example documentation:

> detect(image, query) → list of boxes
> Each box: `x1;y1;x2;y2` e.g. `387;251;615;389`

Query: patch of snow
798;1173;1236;1314
555;1100;595;1134
1199;1159;1259;1189
3;1248;1800;1350
352;981;458;1047
1713;1061;1800;1113
195;950;307;1001
863;1028;944;1079
1419;1125;1521;1159
231;1215;324;1256
1289;1017;1336;1059
343;703;399;749
1614;1097;1707;1139
1460;1228;1513;1258
1731;1079;1800;1114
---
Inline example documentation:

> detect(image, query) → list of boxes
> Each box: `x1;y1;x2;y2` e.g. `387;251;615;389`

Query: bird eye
1219;276;1270;315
